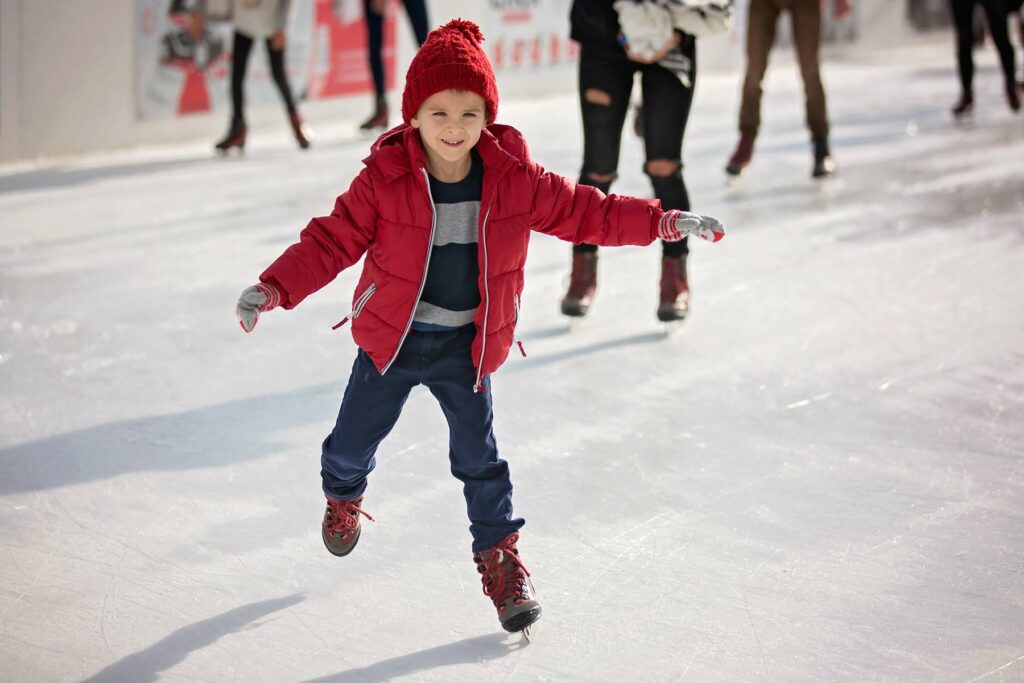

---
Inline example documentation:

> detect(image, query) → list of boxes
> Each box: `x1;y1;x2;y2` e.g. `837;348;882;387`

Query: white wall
0;0;916;164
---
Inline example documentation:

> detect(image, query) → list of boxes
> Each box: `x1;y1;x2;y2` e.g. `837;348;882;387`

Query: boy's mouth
441;138;464;148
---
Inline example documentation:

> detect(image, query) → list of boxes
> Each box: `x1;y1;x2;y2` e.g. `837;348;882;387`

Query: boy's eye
463;112;478;118
433;112;447;118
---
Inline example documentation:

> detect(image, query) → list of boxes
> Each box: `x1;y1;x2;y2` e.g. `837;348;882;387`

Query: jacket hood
361;124;529;185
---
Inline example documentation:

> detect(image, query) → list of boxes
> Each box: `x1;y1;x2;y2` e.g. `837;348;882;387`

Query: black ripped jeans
575;42;696;258
229;30;297;126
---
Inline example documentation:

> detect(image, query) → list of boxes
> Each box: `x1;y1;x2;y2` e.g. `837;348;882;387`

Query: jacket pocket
333;283;377;330
512;293;526;357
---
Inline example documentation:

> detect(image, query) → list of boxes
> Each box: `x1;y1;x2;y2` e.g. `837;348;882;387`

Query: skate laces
323;498;374;537
475;532;531;608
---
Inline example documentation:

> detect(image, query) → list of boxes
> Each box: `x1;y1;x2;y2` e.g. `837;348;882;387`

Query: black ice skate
951;93;974;120
812;136;836;179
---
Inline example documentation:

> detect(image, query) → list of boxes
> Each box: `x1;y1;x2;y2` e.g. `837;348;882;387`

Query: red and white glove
236;282;282;333
657;210;726;243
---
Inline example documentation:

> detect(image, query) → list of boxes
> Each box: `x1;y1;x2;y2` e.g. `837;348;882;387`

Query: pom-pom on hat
401;19;499;125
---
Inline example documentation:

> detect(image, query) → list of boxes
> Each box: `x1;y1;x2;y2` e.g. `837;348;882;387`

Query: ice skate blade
502;606;542;634
521;626;534;643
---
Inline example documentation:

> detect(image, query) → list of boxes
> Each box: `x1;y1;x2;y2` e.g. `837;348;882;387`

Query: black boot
951;93;974;119
215;119;247;154
812;136;836;178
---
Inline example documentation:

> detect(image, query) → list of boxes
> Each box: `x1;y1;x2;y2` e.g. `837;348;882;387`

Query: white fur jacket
613;0;733;61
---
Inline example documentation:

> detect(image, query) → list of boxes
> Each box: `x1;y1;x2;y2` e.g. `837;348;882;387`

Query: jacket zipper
332;283;376;330
473;206;492;392
381;167;437;375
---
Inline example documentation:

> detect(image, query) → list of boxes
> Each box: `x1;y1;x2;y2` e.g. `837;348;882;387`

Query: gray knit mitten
236;282;282;333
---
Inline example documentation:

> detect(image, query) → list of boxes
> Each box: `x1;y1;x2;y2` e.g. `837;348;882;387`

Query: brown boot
725;133;755;176
474;532;541;633
321;496;373;556
657;254;689;322
560;251;598;317
289;111;313;149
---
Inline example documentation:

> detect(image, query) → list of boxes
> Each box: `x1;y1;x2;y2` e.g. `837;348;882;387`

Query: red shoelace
475;532;531;609
323;498;374;539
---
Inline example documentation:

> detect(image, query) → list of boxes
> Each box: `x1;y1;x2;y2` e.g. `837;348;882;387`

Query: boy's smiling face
410;89;487;177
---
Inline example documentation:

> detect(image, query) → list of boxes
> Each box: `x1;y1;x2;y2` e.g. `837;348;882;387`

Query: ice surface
1;39;1023;681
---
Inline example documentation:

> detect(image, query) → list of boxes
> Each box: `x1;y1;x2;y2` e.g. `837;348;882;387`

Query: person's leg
265;37;298;113
738;0;782;138
641;48;695;321
363;0;386;98
790;0;828;139
562;46;635;316
728;0;781;174
640;46;694;258
401;0;430;45
951;0;978;100
229;30;254;126
320;349;418;501
424;328;523;553
979;0;1020;109
265;35;312;147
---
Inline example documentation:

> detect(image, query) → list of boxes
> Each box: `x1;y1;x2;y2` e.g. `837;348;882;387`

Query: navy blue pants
321;326;523;552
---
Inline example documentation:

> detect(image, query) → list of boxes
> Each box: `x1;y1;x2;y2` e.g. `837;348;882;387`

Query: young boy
235;19;724;635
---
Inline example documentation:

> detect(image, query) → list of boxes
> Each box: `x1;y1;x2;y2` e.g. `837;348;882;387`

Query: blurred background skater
949;0;1020;118
190;0;313;154
560;0;732;324
359;0;430;133
725;0;851;179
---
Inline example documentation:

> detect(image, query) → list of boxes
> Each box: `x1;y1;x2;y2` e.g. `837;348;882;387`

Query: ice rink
2;37;1023;681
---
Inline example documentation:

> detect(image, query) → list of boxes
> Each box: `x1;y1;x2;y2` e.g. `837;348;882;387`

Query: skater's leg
739;0;782;137
576;44;636;248
265;36;298;114
978;0;1019;102
363;0;386;99
951;0;978;97
321;348;418;500
229;30;255;126
424;327;523;553
639;47;695;259
401;0;430;45
790;0;829;139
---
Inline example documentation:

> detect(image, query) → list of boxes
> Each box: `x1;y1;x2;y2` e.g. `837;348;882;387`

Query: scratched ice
1;40;1022;681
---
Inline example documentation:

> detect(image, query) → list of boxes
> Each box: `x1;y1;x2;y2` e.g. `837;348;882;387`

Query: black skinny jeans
575;44;695;258
229;30;297;125
364;0;430;97
950;0;1017;94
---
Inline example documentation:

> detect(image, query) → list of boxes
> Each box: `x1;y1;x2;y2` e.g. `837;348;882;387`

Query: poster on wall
483;0;578;72
134;0;394;121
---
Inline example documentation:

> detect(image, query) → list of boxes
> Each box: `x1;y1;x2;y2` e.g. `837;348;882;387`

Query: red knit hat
401;19;499;125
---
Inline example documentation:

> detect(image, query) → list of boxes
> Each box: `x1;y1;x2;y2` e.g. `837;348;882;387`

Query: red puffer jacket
260;123;663;390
